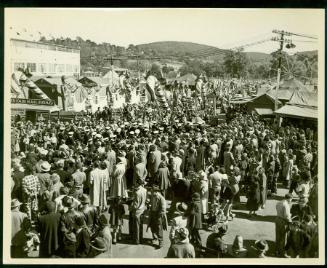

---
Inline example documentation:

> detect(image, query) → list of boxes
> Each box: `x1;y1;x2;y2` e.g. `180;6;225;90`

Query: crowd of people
10;82;319;258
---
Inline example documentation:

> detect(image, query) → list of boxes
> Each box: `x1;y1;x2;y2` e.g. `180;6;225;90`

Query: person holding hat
37;201;61;257
227;235;248;258
252;239;269;258
169;202;189;244
166;227;195;258
275;193;293;257
11;199;28;257
148;185;167;248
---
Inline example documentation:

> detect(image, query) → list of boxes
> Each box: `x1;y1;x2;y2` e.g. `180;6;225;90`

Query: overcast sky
5;8;323;54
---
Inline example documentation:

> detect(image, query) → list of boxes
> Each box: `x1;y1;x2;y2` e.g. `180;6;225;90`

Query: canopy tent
288;91;317;107
274;89;318;120
35;77;88;111
11;71;50;100
266;77;310;101
102;69;120;87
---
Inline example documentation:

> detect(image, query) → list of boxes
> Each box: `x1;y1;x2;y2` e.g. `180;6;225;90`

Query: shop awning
254;108;274;116
230;97;253;104
274;105;318;119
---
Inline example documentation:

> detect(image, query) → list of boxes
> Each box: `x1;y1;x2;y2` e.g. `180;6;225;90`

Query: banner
11;98;55;106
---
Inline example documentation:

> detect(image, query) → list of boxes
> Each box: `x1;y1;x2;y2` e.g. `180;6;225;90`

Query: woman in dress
246;176;261;217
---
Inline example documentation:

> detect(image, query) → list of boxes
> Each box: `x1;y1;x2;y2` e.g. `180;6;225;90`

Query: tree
223;49;249;78
148;63;162;78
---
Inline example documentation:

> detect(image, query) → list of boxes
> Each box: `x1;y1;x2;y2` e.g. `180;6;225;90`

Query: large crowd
10;80;319;259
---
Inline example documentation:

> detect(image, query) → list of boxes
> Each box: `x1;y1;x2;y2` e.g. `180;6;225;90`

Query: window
73;65;80;74
37;63;47;73
27;63;36;72
14;62;25;71
49;63;55;73
66;64;72;72
58;64;65;73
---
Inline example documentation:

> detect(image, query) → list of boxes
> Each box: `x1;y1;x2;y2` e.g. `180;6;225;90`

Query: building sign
11;98;55;106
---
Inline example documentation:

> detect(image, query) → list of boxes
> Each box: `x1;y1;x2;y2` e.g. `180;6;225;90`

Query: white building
10;38;80;78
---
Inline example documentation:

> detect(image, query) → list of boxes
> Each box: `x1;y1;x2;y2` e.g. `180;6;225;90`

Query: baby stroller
206;200;230;229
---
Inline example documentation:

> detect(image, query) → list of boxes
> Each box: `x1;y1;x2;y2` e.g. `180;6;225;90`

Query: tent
102;69;121;87
266;77;310;102
274;90;318;120
11;71;50;100
35;77;88;111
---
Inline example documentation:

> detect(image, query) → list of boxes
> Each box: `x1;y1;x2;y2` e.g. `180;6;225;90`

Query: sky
5;8;324;54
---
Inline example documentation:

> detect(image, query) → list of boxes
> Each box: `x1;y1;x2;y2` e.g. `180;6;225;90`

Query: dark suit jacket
38;212;61;257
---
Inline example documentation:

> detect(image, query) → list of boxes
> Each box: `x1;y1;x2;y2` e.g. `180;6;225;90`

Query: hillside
136;41;226;58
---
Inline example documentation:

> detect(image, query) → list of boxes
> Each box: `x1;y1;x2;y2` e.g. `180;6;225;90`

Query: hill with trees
38;36;317;81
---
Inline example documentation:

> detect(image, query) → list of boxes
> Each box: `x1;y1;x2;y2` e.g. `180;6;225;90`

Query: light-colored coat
90;168;108;209
110;162;128;198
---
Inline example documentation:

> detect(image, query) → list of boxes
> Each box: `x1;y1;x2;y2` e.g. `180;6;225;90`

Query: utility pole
272;30;292;112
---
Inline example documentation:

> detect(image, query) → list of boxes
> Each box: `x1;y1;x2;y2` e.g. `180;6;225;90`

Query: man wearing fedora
36;161;52;196
79;194;98;233
148;185;167;248
11;199;28;257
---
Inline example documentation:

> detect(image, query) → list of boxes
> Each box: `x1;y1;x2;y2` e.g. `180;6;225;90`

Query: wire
289;32;318;40
292;39;318;43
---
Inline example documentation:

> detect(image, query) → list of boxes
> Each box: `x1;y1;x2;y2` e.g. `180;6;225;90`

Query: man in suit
38;201;61;257
148;185;167;248
133;152;148;187
129;179;147;244
147;144;161;185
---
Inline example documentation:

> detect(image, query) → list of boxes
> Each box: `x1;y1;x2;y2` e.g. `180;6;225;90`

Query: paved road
28;185;289;258
111;186;289;258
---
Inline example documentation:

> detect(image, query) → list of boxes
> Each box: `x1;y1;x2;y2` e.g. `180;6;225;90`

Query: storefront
11;98;60;123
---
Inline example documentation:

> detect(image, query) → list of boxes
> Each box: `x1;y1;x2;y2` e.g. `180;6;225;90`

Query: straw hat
40;161;51;172
90;237;108;252
11;199;22;208
176;202;188;215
